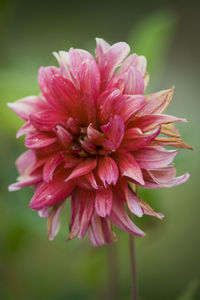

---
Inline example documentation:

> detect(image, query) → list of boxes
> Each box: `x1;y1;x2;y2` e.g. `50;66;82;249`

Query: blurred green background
0;0;199;299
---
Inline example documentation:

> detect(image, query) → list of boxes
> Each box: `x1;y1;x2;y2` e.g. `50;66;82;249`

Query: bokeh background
0;0;199;299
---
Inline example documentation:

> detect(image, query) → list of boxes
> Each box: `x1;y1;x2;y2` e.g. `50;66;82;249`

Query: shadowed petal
95;189;113;217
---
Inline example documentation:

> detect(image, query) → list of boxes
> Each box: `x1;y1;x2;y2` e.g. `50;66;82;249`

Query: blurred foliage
0;1;199;300
176;279;199;300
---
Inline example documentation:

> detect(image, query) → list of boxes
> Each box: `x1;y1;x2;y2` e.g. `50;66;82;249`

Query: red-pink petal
30;172;75;209
101;115;124;150
30;110;67;131
98;156;119;187
25;132;57;149
68;189;95;239
65;158;97;182
109;194;145;236
114;152;144;185
120;126;161;151
55;125;73;148
95;189;113;217
43;153;64;183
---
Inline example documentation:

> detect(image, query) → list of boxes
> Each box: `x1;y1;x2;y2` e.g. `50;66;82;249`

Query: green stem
129;234;139;300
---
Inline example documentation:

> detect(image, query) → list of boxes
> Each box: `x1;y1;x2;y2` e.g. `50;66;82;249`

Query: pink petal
109;194;145;236
30;109;67;131
15;150;37;175
96;38;130;87
98;156;119;187
136;87;175;117
63;153;82;169
120;126;161;151
89;214;115;246
8;172;42;191
134;146;178;169
113;95;145;122
65;158;97;182
119;53;147;77
132;114;186;132
38;207;50;218
47;202;65;240
99;89;121;122
30;171;75;209
101;115;124;150
68;189;95;239
38;66;67;111
43;153;64;183
16;121;35;138
95;189;113;217
25;132;57;149
124;67;144;95
55;125;73;148
114;152;144;185
7;95;48;121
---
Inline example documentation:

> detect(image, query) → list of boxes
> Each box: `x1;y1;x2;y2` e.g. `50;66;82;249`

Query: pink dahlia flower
8;38;192;246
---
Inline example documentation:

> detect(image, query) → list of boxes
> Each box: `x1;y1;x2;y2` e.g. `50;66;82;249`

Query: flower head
8;38;192;246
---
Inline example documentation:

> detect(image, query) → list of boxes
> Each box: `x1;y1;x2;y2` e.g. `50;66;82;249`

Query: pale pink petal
114;152;144;185
99;89;121;122
134;146;178;169
131;114;186;132
124;67;144;95
65;158;97;182
136;86;175;117
38;207;50;218
98;156;119;187
15;150;37;175
7;95;48;121
16;121;35;138
47;202;65;240
8;173;42;191
119;54;147;76
95;189;113;217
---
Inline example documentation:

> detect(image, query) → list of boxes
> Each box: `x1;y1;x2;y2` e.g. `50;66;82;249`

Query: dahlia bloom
8;38;191;246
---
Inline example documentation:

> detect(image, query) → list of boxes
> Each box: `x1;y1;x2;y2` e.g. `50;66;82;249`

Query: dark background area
0;0;199;299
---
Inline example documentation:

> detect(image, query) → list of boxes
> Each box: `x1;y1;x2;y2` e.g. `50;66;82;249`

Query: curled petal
118;54;147;76
55;126;73;148
43;153;64;183
161;123;181;138
152;137;194;150
30;110;67;131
